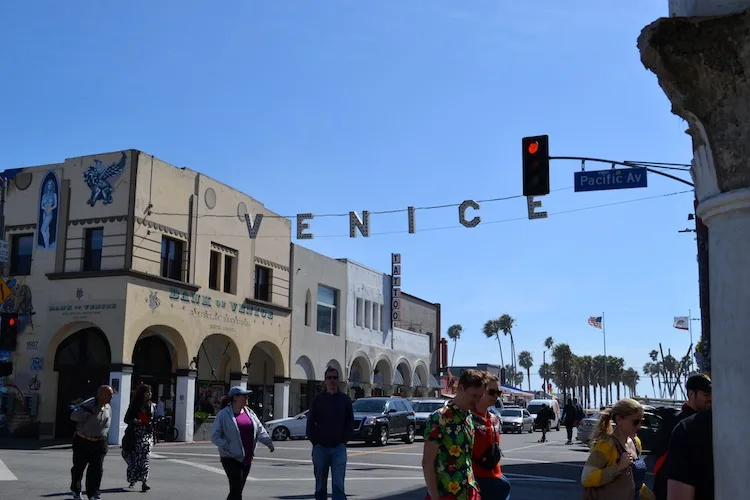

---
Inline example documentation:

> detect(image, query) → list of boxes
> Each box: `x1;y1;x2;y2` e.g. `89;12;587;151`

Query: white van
526;398;561;431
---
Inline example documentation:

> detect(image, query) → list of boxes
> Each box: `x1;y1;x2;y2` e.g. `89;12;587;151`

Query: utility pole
0;176;7;277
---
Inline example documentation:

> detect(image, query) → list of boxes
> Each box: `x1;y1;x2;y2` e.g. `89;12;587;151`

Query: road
0;428;591;499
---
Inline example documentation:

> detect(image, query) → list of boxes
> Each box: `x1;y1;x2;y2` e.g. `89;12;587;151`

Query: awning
413;373;423;387
500;385;534;397
392;369;405;386
428;374;443;389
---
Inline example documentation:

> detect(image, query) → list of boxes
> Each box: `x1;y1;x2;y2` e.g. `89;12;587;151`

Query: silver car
411;399;449;438
577;411;600;445
499;408;534;434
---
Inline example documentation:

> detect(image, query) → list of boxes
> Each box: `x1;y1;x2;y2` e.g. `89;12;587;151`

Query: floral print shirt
424;401;478;499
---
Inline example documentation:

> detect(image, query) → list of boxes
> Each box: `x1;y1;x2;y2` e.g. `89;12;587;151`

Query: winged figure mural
83;151;127;206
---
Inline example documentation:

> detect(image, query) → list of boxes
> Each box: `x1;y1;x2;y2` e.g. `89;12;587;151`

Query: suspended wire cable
193;189;693;239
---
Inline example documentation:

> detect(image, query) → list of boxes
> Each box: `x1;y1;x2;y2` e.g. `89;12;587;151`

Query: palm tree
592;355;608;406
447;324;463;366
643;362;656;398
518;351;534;392
579;355;593;407
551;343;574;400
498;314;517;376
539;363;553;394
482;318;505;367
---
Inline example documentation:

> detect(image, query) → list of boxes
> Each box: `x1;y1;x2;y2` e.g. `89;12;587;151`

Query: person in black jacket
562;399;578;445
536;404;555;443
306;366;354;500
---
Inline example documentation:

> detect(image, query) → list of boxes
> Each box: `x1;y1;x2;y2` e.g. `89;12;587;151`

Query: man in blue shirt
307;366;354;500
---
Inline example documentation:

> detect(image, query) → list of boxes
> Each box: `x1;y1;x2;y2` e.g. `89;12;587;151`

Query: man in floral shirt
422;369;488;500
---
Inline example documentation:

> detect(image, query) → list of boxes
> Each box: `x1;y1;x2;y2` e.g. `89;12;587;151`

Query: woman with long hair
122;384;156;492
580;397;654;500
211;386;275;500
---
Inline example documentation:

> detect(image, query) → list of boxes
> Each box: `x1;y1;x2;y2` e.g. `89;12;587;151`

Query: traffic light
0;313;19;351
522;135;550;197
0;361;12;377
500;367;507;386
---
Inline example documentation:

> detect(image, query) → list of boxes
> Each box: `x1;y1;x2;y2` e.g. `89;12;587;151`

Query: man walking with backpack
652;374;712;500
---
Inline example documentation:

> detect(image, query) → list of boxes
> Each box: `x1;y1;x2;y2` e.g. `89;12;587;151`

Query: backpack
651;405;688;499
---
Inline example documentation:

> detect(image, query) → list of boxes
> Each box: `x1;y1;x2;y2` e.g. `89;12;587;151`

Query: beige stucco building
0;149;292;444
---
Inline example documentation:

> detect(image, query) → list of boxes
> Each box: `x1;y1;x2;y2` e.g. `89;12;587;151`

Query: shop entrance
54;327;111;438
132;335;174;408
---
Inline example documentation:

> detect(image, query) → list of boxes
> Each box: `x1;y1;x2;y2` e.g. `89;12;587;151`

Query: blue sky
0;1;697;397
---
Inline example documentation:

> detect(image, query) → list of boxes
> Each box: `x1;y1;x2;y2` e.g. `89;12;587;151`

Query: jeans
477;476;512;500
70;435;108;498
312;444;347;500
220;458;251;500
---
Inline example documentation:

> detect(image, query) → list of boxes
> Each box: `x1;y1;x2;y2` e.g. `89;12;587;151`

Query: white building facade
287;244;347;415
342;260;432;399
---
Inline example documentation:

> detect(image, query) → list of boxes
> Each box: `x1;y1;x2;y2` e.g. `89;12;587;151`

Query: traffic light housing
0;313;19;351
0;361;12;377
522;135;550;197
500;367;507;386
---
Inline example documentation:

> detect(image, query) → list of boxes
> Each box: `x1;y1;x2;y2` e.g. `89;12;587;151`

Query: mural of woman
37;171;59;250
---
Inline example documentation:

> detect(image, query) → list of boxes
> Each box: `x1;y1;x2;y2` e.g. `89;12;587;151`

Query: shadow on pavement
40;488;129;498
0;438;74;450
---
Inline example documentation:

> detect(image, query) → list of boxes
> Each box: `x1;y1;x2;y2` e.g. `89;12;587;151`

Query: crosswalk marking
0;459;18;481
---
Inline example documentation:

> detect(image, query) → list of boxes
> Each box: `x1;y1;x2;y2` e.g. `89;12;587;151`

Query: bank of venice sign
168;288;275;323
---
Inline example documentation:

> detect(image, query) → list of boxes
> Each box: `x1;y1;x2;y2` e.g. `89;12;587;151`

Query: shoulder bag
477;417;502;470
581;436;635;500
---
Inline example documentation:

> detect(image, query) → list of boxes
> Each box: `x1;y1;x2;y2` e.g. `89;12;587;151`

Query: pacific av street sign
574;167;648;193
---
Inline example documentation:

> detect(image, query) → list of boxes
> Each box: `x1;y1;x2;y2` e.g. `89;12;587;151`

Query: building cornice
46;268;200;292
69;215;128;226
6;223;36;232
243;297;292;314
135;216;188;240
255;256;290;273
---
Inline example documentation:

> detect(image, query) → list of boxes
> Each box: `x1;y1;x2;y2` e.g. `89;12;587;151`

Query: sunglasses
486;389;499;397
632;419;644;427
326;376;339;381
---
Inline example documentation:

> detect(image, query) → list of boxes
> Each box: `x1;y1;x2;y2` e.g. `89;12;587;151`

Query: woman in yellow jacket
581;398;655;500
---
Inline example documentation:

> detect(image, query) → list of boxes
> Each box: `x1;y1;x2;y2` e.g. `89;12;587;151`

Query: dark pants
220;458;251;500
312;444;347;500
477;476;512;500
70;434;108;498
566;424;574;441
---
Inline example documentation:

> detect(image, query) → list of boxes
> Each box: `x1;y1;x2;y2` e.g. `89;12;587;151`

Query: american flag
588;316;603;329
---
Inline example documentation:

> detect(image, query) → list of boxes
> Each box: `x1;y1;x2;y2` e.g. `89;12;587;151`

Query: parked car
265;410;309;441
499;408;535;434
578;405;674;453
350;397;416;446
577;411;599;445
411;399;449;438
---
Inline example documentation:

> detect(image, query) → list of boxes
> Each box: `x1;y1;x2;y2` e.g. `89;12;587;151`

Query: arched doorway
54;327;111;438
394;360;412;396
373;357;392;397
132;335;174;406
195;334;241;415
247;342;284;421
348;355;371;400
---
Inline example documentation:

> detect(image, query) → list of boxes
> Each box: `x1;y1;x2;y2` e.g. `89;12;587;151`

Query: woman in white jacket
211;386;274;500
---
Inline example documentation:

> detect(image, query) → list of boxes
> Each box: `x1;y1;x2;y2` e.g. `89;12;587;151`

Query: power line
150;187;573;220
192;189;694;239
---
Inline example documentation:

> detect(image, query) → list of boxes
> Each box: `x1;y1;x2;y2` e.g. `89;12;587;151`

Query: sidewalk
0;437;212;450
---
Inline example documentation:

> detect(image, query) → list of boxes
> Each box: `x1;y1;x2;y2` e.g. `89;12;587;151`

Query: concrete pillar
175;369;197;442
273;378;290;420
229;372;248;390
107;364;133;446
639;6;750;498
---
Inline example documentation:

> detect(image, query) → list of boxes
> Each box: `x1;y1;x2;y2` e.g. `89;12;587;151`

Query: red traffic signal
8;317;16;327
522;135;550;197
0;313;19;351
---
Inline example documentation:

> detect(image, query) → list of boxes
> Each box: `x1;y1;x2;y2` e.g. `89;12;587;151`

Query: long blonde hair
592;398;643;442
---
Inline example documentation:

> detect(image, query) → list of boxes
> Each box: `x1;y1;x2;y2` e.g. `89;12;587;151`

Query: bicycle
153;415;179;443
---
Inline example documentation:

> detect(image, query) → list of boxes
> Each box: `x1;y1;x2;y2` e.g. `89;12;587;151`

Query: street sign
574;167;648;193
0;277;11;307
0;240;7;264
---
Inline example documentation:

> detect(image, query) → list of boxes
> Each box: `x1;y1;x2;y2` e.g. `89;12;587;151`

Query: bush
194;411;210;425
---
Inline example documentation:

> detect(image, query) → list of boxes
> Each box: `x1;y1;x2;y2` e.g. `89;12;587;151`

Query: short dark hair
325;366;339;378
458;369;487;390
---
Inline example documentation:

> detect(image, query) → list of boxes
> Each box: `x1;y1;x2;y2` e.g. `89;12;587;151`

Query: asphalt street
0;428;594;499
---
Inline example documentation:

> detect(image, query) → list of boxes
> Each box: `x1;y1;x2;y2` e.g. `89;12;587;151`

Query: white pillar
273;378;290;420
697;188;750;498
230;372;248;390
175;369;197;442
107;365;133;445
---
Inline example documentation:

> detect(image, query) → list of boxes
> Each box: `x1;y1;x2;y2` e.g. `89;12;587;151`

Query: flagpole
688;309;694;372
602;312;609;405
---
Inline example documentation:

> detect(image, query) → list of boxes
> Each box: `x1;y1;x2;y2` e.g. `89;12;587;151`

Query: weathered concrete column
639;5;750;498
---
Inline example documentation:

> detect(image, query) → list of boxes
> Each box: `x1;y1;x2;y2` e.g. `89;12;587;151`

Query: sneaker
89;496;101;500
72;494;83;500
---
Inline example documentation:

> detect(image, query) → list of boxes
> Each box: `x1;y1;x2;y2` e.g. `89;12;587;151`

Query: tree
518;350;534;392
498;314;517;376
642;362;656;398
538;363;553;394
447;324;463;366
482;318;505;367
551;343;574;400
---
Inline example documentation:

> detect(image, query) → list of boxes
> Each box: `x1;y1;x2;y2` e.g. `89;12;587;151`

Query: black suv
350;396;416;446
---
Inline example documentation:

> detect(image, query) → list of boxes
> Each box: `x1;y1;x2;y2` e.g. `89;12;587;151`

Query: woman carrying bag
211;386;275;500
122;384;156;492
580;397;654;500
471;373;511;500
